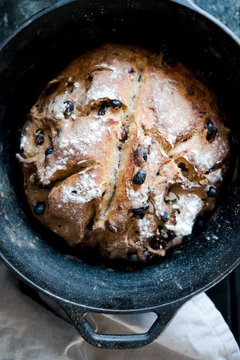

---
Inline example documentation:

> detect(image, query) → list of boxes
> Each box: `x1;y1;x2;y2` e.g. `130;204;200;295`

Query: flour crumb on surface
61;171;102;204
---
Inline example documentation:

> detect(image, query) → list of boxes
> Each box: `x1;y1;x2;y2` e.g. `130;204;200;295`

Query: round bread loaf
17;43;230;261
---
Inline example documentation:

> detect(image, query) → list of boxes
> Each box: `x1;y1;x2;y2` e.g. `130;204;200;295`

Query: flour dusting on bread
17;43;230;261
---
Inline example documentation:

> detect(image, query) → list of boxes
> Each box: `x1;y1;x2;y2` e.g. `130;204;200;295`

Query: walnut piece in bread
17;43;230;261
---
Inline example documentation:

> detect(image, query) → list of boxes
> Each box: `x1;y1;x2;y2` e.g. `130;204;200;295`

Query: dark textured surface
0;0;239;349
195;0;240;38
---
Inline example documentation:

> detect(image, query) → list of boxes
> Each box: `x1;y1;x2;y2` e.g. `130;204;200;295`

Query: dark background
0;0;239;345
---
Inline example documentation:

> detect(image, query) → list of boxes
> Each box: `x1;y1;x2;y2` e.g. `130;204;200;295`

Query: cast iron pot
0;0;240;350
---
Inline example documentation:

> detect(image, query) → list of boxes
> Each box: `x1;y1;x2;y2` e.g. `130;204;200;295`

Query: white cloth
0;261;239;360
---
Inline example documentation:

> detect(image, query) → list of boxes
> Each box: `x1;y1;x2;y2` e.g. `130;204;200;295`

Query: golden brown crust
17;43;230;260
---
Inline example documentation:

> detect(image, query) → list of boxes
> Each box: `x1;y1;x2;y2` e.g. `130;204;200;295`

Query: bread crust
17;43;230;260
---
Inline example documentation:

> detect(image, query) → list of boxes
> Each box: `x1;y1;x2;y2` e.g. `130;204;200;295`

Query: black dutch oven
0;0;240;350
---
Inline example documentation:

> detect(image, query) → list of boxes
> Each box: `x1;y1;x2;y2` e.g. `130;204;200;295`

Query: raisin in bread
17;43;230;261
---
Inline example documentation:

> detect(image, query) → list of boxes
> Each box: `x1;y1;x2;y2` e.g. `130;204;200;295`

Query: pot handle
57;301;184;349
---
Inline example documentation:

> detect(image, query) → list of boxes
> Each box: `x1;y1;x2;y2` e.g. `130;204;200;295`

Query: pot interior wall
0;0;239;311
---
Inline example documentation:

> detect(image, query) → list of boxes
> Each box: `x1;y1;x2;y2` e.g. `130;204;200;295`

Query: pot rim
0;0;239;56
1;251;239;312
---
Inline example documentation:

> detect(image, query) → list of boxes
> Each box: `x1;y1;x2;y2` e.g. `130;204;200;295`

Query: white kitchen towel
0;261;239;360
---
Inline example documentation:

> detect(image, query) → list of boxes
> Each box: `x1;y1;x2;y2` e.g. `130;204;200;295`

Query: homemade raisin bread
17;43;230;261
